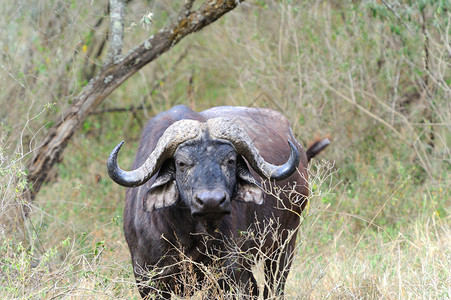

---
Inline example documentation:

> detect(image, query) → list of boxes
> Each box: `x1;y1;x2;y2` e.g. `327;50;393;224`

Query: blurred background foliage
0;0;450;298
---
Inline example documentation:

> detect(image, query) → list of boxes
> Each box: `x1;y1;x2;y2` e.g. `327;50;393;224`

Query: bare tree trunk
107;0;126;62
26;0;244;201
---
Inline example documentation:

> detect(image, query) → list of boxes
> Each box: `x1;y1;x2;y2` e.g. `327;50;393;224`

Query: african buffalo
107;105;329;299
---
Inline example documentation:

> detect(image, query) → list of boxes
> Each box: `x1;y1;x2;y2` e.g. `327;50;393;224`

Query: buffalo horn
107;119;204;187
207;118;300;180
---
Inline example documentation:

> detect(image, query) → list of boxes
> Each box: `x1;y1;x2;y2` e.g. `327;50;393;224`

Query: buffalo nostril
194;190;228;208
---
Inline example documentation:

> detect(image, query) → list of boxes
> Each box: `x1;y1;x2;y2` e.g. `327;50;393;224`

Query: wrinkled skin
118;105;325;299
175;139;236;220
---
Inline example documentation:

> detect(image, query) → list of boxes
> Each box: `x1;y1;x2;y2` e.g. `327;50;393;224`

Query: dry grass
1;0;450;299
287;162;450;299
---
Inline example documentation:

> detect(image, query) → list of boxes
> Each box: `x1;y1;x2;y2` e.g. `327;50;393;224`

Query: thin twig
91;104;155;115
380;0;414;35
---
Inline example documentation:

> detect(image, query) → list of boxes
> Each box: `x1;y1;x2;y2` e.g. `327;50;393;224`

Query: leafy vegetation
1;0;449;298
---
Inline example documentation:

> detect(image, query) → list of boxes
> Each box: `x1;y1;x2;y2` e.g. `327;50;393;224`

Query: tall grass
1;0;450;298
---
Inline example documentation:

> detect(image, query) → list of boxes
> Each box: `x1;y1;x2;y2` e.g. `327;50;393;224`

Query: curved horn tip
108;141;125;163
116;140;125;150
268;140;300;181
287;140;301;167
107;141;126;183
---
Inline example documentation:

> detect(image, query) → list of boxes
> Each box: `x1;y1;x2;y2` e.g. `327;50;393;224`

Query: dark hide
122;105;325;299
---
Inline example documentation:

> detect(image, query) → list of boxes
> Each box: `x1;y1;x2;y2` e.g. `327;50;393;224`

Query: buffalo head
107;118;300;221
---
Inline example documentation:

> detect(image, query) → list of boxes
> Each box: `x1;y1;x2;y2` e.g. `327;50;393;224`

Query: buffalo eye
176;160;189;172
223;155;236;168
227;158;236;166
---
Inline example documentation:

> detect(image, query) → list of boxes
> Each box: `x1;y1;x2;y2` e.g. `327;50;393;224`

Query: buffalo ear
143;161;178;211
235;157;264;205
